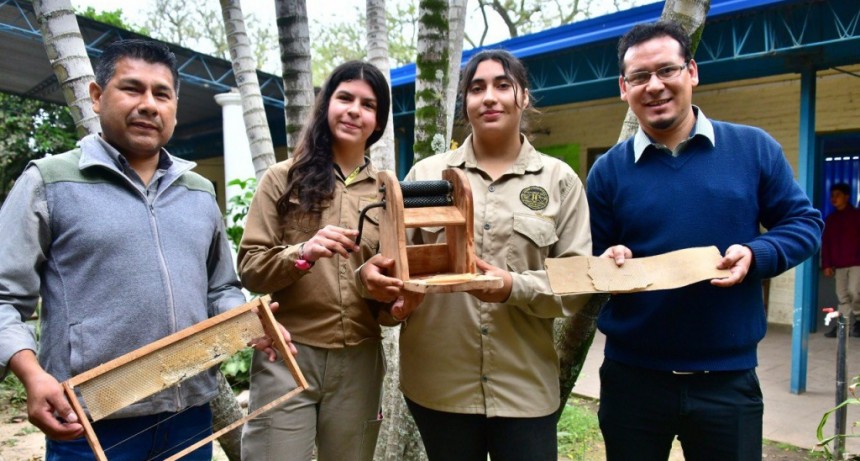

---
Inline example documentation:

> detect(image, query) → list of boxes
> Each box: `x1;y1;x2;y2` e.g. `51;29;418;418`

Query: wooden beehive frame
376;168;502;293
62;296;307;461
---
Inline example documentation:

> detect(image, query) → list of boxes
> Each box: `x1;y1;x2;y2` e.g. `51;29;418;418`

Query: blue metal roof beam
390;0;859;117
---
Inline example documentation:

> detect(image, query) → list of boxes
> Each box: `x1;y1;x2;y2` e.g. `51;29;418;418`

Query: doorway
816;132;860;329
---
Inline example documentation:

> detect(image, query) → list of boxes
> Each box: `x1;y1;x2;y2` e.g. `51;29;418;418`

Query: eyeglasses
623;63;689;87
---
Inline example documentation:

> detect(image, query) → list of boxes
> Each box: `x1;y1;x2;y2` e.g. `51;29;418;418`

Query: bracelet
295;243;314;271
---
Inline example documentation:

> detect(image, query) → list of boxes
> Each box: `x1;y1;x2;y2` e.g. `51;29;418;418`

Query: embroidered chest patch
519;186;549;210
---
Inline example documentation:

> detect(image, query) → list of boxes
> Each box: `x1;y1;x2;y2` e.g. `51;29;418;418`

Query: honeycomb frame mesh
78;310;264;421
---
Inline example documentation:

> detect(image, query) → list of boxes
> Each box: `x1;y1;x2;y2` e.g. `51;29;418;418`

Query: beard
648;116;677;131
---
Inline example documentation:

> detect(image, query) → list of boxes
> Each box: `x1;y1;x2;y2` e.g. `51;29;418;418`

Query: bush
220;347;254;390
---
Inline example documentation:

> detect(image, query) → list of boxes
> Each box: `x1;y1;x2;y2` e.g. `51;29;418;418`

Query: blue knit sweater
586;119;823;371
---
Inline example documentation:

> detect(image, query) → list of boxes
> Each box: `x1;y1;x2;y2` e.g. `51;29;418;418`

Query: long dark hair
457;49;536;133
276;61;391;216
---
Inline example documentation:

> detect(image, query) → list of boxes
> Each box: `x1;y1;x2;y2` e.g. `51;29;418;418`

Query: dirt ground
0;398;822;461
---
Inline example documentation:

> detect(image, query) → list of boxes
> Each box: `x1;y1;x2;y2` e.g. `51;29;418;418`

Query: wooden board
402;206;464;227
403;273;503;293
546;246;731;294
406;243;451;276
377;170;410;281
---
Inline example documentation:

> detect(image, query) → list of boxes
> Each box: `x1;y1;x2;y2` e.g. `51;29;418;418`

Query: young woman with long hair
238;60;392;461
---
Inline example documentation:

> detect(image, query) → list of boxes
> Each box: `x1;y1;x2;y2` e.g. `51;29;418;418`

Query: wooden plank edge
256;297;308;389
403;274;503;293
64;381;107;461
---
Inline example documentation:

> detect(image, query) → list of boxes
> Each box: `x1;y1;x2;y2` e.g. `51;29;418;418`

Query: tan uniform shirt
400;135;592;417
238;158;387;348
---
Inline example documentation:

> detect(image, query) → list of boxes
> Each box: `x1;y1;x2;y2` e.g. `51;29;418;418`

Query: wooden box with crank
358;168;502;293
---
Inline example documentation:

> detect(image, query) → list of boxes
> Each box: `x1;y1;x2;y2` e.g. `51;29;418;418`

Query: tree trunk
413;0;449;163
212;2;276;458
445;0;467;143
209;371;244;460
32;0;100;138
274;0;314;155
374;327;428;461
220;0;276;179
366;2;425;456
366;0;396;172
555;0;712;413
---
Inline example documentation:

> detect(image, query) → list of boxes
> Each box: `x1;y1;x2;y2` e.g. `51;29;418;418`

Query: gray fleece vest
33;148;231;418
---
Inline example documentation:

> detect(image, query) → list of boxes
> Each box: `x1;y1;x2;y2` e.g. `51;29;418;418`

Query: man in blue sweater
586;21;823;461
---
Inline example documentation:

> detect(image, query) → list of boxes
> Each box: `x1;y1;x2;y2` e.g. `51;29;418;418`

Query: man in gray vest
0;39;293;459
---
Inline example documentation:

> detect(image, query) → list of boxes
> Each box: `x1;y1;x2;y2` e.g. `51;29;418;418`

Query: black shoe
851;322;860;338
825;327;837;338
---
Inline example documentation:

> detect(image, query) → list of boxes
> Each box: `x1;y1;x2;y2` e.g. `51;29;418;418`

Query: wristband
295;243;314;271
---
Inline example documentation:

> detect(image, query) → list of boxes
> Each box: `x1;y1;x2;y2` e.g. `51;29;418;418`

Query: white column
214;89;255;203
215;90;255;288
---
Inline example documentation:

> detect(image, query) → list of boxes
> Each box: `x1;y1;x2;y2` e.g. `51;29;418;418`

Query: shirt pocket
282;197;322;238
506;212;558;273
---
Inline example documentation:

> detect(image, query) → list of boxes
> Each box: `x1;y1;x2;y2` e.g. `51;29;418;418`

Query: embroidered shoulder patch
519;186;549;210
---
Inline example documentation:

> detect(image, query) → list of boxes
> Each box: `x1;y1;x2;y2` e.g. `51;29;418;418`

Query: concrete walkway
572;324;860;456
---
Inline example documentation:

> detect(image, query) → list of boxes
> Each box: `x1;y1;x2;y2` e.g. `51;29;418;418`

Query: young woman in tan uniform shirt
361;50;592;460
238;61;392;461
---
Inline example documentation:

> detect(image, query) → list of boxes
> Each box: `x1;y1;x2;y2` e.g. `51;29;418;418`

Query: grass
0;374;27;412
764;440;828;459
557;397;602;460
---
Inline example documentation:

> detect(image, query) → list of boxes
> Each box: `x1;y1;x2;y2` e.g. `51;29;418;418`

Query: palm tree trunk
445;0;467;142
366;0;396;172
209;371;244;460
220;0;277;179
367;2;425;457
374;327;428;461
274;0;314;155
32;0;100;137
413;0;449;162
556;0;712;413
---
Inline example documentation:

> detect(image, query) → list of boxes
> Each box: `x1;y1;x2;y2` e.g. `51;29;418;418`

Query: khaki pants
836;266;860;321
241;340;385;461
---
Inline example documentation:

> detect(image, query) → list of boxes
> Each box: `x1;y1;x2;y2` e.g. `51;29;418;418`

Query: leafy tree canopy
0;93;78;204
79;2;277;73
77;6;150;35
468;0;648;46
138;0;277;73
310;2;418;86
